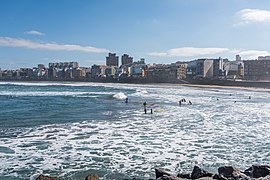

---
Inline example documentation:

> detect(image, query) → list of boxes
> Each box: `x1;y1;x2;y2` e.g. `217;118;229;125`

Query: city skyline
1;0;270;69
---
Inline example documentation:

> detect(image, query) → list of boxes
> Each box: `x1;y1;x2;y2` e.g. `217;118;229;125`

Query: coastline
1;78;270;91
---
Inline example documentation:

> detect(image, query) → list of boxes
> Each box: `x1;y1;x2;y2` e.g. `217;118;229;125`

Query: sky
1;0;270;69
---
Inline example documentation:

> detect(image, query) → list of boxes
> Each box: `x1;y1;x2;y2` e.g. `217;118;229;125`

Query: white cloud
237;9;270;24
238;50;270;59
0;37;109;53
25;30;45;36
148;47;229;57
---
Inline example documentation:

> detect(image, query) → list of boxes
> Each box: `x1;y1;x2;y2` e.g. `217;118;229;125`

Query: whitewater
0;81;269;180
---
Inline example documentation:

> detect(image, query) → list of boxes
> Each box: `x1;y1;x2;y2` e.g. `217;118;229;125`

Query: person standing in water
125;97;128;103
143;101;147;114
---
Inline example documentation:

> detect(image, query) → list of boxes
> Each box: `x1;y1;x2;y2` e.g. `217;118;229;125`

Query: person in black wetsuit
143;101;147;114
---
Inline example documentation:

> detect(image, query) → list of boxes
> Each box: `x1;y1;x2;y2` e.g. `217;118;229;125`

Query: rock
155;169;172;179
156;175;185;180
190;166;213;179
85;174;100;180
244;166;253;177
218;166;247;179
36;174;60;180
252;165;270;178
177;173;190;179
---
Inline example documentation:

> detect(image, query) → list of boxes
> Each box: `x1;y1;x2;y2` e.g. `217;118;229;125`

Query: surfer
188;100;192;105
179;100;181;106
151;108;153;114
143;101;147;114
249;96;251;99
125;97;128;103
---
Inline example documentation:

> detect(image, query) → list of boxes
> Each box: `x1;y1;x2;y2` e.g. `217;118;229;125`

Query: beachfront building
106;53;119;67
129;64;147;78
48;61;80;79
105;66;117;78
121;54;133;65
91;64;110;78
195;59;214;78
223;61;244;79
18;68;34;78
147;63;186;82
244;60;270;80
213;57;225;77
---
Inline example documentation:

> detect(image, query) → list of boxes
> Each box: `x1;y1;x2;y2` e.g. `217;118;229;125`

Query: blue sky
1;0;270;69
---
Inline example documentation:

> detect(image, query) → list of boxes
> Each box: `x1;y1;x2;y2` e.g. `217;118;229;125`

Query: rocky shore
36;164;270;180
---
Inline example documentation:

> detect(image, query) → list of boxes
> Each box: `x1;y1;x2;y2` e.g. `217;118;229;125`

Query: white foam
112;92;127;100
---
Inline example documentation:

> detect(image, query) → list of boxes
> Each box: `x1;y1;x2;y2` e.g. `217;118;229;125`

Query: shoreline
1;79;270;92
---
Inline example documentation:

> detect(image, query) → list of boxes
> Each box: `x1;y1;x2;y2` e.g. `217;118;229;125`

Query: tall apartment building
121;54;133;65
106;53;119;67
196;59;214;78
244;60;270;80
213;58;223;77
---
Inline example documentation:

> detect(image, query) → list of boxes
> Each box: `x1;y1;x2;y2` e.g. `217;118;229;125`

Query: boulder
190;166;213;179
85;174;100;180
252;165;270;178
36;174;60;180
156;174;185;180
155;169;172;179
218;166;247;179
177;173;190;179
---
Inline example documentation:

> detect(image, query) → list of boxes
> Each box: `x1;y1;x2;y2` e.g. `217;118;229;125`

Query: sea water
0;81;270;180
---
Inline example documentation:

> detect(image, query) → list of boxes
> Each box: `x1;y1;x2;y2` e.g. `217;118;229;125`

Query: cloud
238;50;270;59
0;37;109;53
25;30;45;36
148;47;229;57
237;9;270;24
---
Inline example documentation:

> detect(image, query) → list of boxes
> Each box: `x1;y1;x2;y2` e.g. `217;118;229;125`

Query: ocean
0;81;270;180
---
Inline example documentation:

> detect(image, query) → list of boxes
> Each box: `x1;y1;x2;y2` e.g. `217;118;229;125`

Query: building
48;61;79;79
224;61;244;79
244;60;270;80
106;53;119;67
196;59;214;78
148;63;186;82
18;68;34;78
121;54;133;65
236;54;241;61
213;58;224;77
105;66;117;77
91;65;109;78
258;56;270;61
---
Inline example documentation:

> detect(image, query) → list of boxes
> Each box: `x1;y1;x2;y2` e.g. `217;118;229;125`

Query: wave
0;91;114;97
112;92;127;100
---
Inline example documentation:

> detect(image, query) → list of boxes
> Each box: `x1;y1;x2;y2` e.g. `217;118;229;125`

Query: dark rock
177;173;190;179
190;166;213;179
244;166;253;177
36;174;60;180
252;165;270;178
85;174;99;180
155;169;172;179
218;166;247;179
156;175;185;180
